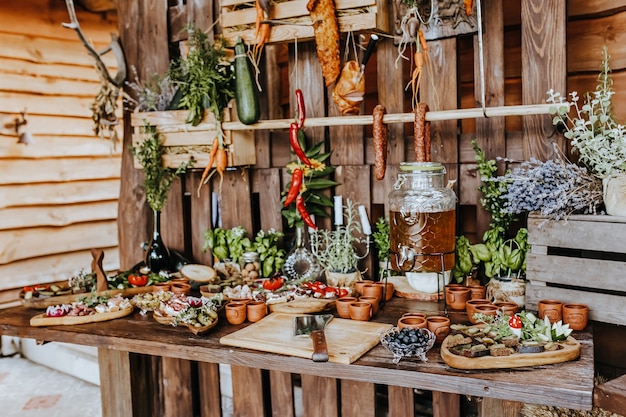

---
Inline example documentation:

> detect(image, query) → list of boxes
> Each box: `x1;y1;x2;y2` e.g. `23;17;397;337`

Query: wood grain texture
161;357;194;417
479;398;523;417
521;0;566;160
301;375;338;417
432;391;460;417
269;371;295;417
218;169;253;232
388;385;414;417
593;373;626;414
99;348;133;417
231;366;265;416
341;380;375;417
252;168;283;232
198;362;222;417
186;172;214;265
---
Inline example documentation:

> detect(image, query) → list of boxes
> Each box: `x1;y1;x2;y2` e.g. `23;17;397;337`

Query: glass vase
282;224;321;281
145;209;171;273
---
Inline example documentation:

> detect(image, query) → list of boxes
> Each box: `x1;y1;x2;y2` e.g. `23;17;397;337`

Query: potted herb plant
372;216;391;280
547;46;626;216
310;199;367;290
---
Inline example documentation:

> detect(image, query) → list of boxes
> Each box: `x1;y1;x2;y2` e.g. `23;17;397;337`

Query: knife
357;34;379;82
293;314;333;362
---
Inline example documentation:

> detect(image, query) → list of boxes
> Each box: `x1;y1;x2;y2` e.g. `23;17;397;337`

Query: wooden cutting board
220;313;393;364
30;305;134;326
440;335;581;370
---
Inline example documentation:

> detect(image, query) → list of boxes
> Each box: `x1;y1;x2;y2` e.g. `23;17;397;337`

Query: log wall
0;0;121;307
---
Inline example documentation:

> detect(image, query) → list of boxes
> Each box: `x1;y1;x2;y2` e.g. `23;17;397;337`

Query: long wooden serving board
21;286;155;309
220;313;393;364
30;305;134;327
440;335;581;370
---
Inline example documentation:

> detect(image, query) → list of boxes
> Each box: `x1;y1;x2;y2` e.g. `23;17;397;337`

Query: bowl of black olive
380;327;436;364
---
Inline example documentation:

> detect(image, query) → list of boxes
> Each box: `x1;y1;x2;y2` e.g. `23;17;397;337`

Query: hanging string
476;0;487;117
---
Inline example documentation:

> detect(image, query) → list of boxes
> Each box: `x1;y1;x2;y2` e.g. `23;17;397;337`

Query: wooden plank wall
0;0;121;307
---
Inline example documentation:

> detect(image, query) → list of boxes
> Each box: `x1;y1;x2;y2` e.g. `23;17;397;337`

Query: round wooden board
440;335;581;370
268;298;335;314
30;305;134;327
388;276;443;301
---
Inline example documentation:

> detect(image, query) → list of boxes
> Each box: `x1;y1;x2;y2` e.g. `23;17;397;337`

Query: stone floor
0;355;102;417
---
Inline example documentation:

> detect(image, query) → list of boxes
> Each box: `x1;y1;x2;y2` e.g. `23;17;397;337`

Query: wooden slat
0;201;118;229
99;348;133;417
0;247;119;291
252;168;284;232
432;391;461;417
269;371;295;417
197;362;222;417
0;157;121;184
388;386;414;417
0;220;118;264
479;398;523;417
525;284;625;325
0;180;120;209
219;170;254;232
568;13;626;73
568;0;626;18
187;172;214;266
521;0;566;160
301;375;338;417
0;58;100;84
341;380;375;417
0;0;118;43
231;366;266;416
0;135;122;159
594;374;626;414
161;357;194;417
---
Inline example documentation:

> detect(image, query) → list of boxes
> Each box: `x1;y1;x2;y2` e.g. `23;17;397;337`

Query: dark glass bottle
145;209;171;273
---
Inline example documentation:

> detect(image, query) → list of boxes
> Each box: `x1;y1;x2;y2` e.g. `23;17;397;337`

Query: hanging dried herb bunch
132;125;193;211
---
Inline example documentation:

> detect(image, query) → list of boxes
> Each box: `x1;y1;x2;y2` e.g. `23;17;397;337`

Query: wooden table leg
479;397;523;417
301;375;338;417
341;380;375;417
388;386;414;417
161;357;194;417
98;348;133;417
269;370;295;417
432;391;461;417
232;365;265;416
198;362;222;417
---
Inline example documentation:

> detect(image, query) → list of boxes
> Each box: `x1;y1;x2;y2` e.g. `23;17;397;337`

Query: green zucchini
233;38;260;125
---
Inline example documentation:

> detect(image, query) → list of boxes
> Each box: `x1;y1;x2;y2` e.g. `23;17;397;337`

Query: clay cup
563;303;589;331
336;296;358;319
349;301;372;321
469;304;499;324
354;280;374;296
225;302;247;325
468;285;487;300
397;316;427;330
359;296;380;315
445;286;471;310
538;299;563;323
427;315;451;343
361;283;384;302
246;301;267;323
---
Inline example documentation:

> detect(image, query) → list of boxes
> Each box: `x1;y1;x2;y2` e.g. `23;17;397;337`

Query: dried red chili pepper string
296;195;316;230
284;168;303;207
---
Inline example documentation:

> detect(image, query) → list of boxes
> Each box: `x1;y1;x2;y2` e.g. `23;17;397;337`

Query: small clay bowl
349;301;372;321
354;280;374;296
170;282;191;295
359;296;380;315
469;304;499;324
465;299;493;319
397;316;427;330
152;282;171;292
468;285;487;300
402;312;427;320
494;301;519;317
336;297;358;319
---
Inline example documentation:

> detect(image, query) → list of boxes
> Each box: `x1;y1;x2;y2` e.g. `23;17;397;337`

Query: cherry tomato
324;287;338;296
23;286;35;292
128;274;149;287
262;276;285;291
338;288;349;298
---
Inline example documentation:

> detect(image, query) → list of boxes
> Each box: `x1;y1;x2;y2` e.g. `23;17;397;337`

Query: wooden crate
130;106;256;169
525;213;626;326
220;0;390;46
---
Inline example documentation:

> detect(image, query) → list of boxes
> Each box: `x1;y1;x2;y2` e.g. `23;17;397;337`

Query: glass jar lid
399;162;446;173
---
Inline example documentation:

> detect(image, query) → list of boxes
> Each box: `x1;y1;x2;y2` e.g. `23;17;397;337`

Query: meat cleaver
293;314;334;362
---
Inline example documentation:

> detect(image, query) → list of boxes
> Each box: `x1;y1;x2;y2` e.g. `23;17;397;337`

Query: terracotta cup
335;296;358;319
538;299;563;323
563;303;589;331
494;301;519;317
246;301;267;323
469;304;499;324
427;315;451;343
371;281;393;301
170;282;191;295
468;285;487;300
465;299;493;320
445;286;471;310
354;280;374;296
230;298;251;304
225;302;247;325
349;301;372;321
397;316;427;330
402;312;427;320
359;296;380;315
153;282;171;292
170;276;190;285
361;284;384;302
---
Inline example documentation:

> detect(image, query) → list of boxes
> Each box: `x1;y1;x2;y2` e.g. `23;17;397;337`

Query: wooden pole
221;103;567;131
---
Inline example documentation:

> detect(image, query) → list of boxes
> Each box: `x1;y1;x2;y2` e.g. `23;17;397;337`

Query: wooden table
0;298;594;417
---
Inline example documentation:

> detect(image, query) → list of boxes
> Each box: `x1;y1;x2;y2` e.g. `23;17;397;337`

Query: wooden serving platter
30;305;134;327
220;312;392;364
440;335;581;370
268;298;335;314
21;286;155;309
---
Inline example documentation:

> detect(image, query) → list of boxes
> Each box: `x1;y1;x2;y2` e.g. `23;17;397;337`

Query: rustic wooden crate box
525;213;626;326
220;0;390;46
130;106;256;169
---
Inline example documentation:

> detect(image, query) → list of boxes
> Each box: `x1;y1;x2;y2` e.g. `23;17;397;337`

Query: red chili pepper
284;168;303;207
296;195;316;229
295;89;306;129
290;123;312;166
